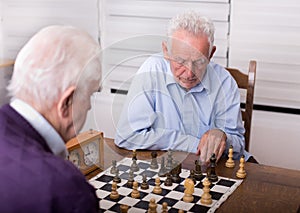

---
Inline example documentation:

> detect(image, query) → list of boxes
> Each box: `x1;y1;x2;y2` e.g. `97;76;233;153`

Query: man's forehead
170;41;207;59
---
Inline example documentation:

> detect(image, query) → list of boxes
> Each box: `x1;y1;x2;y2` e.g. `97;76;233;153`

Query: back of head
7;25;101;110
167;10;215;54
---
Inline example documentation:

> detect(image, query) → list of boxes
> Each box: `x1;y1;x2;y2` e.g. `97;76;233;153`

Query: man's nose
184;61;194;77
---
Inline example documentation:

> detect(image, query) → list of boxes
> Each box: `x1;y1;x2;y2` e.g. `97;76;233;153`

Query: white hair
167;10;215;54
7;25;101;109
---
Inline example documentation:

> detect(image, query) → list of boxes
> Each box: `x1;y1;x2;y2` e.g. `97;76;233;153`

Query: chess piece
207;153;218;182
110;160;117;174
200;177;212;205
164;173;173;186
225;145;235;168
171;163;181;183
110;182;119;200
166;150;173;173
131;158;139;172
161;202;168;213
150;151;159;169
236;155;247;179
178;210;184;213
158;157;167;177
120;204;129;213
148;198;157;213
194;160;203;181
113;168;121;183
131;181;140;198
141;173;149;190
152;177;162;194
189;169;196;184
183;178;194;202
127;169;134;188
132;149;137;161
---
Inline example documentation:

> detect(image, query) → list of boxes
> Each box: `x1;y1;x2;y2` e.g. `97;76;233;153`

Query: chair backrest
225;60;257;151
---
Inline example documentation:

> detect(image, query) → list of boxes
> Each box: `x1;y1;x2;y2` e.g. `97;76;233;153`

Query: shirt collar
10;99;68;159
164;58;212;93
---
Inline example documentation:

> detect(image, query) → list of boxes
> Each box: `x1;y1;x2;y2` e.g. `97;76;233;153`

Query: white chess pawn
236;155;246;179
225;145;235;168
152;177;162;194
110;182;119;200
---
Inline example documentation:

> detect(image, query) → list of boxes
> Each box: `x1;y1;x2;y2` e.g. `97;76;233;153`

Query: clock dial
69;150;81;168
82;141;99;166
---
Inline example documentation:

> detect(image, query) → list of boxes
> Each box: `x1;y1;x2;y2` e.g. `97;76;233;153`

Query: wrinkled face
164;30;210;90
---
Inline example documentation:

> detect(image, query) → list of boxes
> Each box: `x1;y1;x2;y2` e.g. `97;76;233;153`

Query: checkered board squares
89;157;243;213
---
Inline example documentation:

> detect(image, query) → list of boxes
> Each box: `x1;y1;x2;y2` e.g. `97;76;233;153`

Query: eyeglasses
169;56;208;70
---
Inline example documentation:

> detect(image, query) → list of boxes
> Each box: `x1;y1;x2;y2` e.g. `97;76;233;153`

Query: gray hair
167;11;215;54
7;25;101;109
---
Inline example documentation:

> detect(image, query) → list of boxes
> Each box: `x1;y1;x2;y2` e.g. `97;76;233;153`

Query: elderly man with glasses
115;11;251;164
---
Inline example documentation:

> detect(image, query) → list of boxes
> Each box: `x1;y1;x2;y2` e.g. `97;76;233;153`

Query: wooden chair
225;60;257;152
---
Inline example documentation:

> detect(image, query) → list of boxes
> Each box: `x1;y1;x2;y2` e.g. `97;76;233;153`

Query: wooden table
88;138;300;212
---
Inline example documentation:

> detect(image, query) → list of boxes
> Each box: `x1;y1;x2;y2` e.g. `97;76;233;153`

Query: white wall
251;111;300;170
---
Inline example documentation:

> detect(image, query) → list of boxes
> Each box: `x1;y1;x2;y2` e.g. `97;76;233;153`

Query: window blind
229;0;300;109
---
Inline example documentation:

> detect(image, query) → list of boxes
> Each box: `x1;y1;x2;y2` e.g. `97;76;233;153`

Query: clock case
66;130;104;175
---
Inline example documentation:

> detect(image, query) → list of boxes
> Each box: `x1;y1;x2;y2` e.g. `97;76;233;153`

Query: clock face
69;150;81;168
82;141;99;166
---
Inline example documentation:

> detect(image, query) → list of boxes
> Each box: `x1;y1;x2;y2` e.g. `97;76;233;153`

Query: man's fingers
200;139;208;163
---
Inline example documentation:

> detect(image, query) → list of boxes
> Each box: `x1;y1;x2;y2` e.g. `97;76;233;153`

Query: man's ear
57;86;76;119
209;46;217;59
162;41;170;60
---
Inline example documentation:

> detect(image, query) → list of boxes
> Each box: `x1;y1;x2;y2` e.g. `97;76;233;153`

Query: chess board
89;157;243;213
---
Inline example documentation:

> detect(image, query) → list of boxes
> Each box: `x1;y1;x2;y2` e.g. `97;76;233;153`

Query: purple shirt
0;104;98;213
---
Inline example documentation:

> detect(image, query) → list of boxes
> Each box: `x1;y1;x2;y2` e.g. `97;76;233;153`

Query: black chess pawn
132;149;137;161
141;173;149;190
166;150;173;173
126;169;134;188
189;169;197;184
131;158;139;172
158;156;167;177
150;151;159;169
208;153;218;182
164;173;173;186
171;163;181;183
194;159;204;181
110;160;117;175
113;168;121;183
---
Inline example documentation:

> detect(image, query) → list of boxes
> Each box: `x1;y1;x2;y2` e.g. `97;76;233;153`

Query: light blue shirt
115;53;250;160
10;99;68;159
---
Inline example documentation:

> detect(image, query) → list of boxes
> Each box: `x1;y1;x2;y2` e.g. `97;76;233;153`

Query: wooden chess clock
66;129;104;175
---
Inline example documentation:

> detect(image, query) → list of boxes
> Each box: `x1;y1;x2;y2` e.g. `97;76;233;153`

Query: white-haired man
0;26;101;212
115;11;256;163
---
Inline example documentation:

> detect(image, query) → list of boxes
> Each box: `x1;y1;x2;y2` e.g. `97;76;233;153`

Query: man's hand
196;129;227;164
